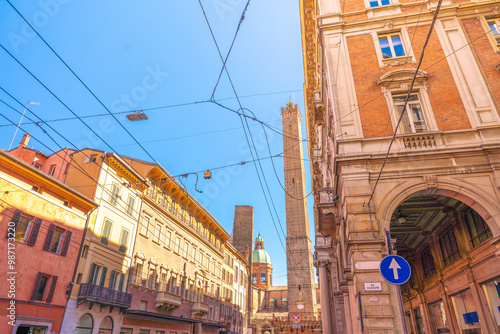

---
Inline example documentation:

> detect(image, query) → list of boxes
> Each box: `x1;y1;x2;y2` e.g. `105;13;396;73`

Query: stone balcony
316;187;339;234
191;301;209;318
155;291;182;311
78;283;132;310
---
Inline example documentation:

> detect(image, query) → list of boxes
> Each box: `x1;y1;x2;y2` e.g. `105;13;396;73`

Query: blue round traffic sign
379;255;411;285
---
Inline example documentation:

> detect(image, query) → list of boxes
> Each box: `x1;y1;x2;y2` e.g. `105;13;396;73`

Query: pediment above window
376;69;429;89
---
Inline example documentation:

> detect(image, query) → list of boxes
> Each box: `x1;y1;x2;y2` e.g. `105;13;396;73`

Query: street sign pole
382;234;409;334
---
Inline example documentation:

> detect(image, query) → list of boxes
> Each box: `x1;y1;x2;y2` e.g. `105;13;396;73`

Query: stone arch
377;178;500;236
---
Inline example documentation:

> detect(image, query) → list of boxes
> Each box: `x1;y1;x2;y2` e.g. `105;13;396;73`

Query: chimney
20;133;30;147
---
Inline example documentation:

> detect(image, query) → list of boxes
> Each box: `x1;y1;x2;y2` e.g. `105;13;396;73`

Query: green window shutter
101;220;112;245
88;263;97;284
46;275;58;303
26;218;42;246
100;267;108;286
44;224;56;251
119;229;129;253
109;270;116;289
118;273;125;291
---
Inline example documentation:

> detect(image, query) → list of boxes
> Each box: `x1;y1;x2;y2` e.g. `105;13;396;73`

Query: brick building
299;0;500;332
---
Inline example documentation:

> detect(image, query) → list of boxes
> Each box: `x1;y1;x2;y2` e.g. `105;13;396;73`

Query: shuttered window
101;219;112;245
126;195;135;216
31;272;50;301
46;276;58;303
119;228;129;253
110;184;120;206
43;224;71;255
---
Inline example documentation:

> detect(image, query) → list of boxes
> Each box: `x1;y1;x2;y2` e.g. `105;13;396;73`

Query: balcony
316;187;339;234
155;291;182;311
191;301;209;318
78;283;132;310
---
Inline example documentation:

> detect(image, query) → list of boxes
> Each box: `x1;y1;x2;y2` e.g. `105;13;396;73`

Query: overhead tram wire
0;111;204;263
197;1;310;280
0;46;118;154
196;0;288;248
365;0;443;210
210;0;251;101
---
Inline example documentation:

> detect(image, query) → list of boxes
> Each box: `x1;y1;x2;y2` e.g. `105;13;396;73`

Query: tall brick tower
281;101;317;316
232;205;254;262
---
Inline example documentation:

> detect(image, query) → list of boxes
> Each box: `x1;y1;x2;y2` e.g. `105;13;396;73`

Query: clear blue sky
0;0;314;286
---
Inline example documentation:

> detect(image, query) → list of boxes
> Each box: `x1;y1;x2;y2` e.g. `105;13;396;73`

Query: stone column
317;259;334;334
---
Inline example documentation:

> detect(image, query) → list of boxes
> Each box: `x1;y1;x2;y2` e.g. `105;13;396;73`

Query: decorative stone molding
315;259;331;268
423;175;437;189
492;5;500;14
495;63;500;72
149;256;159;266
383;20;394;31
316;234;333;249
402;135;437;149
135;250;146;261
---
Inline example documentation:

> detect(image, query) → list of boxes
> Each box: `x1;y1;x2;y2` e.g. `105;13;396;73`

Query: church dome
253;249;272;264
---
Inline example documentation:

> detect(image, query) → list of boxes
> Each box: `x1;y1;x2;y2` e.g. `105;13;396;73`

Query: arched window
98;316;113;334
75;313;93;334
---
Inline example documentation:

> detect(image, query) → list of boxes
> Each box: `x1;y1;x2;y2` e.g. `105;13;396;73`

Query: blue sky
0;0;314;286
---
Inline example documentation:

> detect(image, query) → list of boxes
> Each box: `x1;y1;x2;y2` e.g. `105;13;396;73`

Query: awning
202;321;228;328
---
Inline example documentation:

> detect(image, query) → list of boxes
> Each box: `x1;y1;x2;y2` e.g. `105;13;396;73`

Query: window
165;230;172;248
119;228;129;253
175;236;181;254
82;245;88;258
379;33;405;58
148;267;157;289
31;185;41;192
89;263;107;286
10;210;36;244
49;164;56;176
191;246;197;263
141;216;150;236
34;163;41;170
252;274;257;284
183;241;189;258
464;209;492;247
101;219;113;245
154;223;161;243
421;248;436;279
110;183;120;205
63;200;70;207
98;316;113;334
393;93;428;134
33;273;49;301
439;228;461;266
75;314;93;334
109;270;125;291
134;263;144;285
487;17;500;44
46;224;64;254
126;195;135;216
261;273;266;284
429;300;450;333
84;155;97;163
369;0;389;7
139;330;150;334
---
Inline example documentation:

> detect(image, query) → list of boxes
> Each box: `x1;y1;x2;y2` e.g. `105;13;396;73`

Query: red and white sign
291;312;301;324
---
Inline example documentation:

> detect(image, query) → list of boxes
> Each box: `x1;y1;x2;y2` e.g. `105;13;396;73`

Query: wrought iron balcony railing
78;283;132;309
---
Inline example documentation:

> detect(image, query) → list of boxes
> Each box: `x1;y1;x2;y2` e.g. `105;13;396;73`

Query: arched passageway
388;193;500;334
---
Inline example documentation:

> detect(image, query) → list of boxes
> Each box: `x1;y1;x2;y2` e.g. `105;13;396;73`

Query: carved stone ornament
424;175;437;188
383;20;394;31
315;259;331;268
495;63;500;72
492;5;500;14
135;250;146;261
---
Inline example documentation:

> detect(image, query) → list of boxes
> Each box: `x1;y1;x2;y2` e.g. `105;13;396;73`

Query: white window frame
385;89;438;134
373;28;416;67
480;16;500;52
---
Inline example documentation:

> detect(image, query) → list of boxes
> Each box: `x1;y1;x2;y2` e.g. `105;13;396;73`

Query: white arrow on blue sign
379;255;411;285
